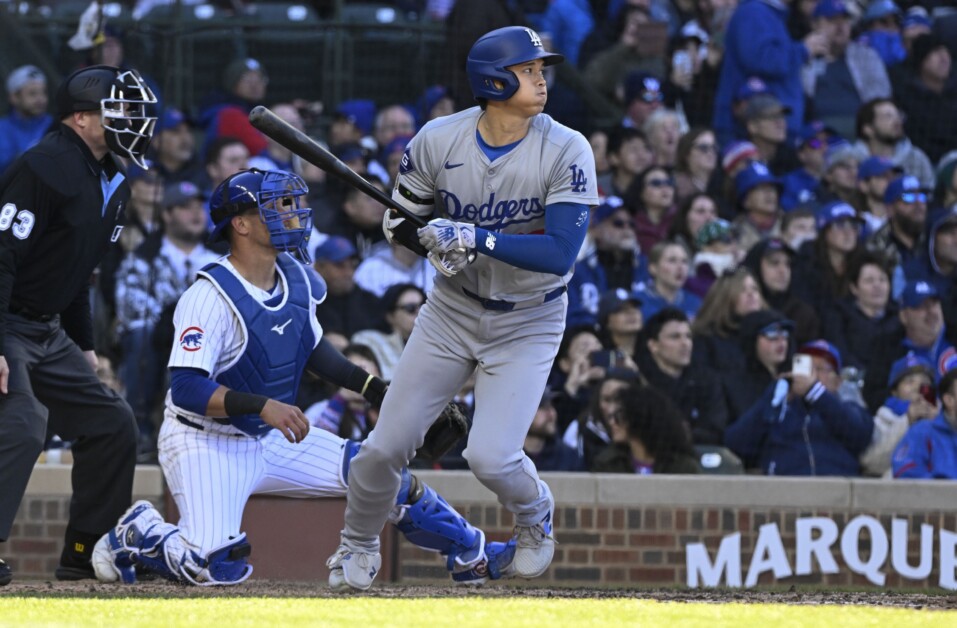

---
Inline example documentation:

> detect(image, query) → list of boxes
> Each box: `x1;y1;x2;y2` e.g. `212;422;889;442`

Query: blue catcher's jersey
199;253;318;436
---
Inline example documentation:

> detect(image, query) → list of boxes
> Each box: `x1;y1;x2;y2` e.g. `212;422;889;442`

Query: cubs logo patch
939;347;956;376
179;326;204;352
399;149;416;175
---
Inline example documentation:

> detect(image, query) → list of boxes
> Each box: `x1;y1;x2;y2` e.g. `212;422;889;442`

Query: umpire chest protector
199;253;317;436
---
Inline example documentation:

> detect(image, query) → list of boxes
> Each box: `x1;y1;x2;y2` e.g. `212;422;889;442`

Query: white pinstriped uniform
158;257;348;554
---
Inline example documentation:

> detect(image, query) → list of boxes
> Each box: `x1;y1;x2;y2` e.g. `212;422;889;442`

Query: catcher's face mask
100;69;157;169
257;170;313;263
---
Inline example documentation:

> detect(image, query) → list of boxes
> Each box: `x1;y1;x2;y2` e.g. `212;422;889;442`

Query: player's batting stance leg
335;288;559;589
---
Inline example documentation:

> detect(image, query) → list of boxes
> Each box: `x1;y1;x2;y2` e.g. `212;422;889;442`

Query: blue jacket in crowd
892;413;957;479
0;110;52;175
713;0;808;143
539;0;595;67
634;282;702;321
725;380;874;476
567;249;648;328
902;208;957;305
780;167;820;211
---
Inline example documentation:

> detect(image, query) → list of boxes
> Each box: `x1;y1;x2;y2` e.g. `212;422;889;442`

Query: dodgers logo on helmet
179;326;204;352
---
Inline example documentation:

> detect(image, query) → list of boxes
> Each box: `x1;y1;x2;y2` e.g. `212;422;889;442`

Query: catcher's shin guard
92;500;163;583
178;534;253;586
389;469;485;571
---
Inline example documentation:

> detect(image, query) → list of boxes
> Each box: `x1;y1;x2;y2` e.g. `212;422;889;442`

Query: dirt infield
1;580;955;609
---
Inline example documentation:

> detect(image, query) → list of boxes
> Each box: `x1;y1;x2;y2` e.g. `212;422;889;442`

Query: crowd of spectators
4;0;957;479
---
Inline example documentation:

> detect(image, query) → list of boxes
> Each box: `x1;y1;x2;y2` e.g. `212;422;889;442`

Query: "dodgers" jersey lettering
393;107;598;302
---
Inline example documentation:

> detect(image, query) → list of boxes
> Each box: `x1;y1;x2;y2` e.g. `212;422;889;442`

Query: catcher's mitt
415;401;470;462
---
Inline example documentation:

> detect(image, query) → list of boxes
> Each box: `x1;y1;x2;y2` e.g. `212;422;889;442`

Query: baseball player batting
91;168;514;586
330;26;598;590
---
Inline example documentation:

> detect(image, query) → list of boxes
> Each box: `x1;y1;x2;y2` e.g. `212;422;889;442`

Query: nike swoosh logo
271;319;293;335
444;161;464;169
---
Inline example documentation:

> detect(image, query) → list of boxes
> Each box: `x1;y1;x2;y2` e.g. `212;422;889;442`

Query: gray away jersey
392;107;598;301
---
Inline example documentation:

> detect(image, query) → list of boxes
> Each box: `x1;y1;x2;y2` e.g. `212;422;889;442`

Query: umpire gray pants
0;315;137;541
342;285;561;551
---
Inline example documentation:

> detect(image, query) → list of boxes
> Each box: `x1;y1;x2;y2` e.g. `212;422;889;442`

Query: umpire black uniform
0;65;156;584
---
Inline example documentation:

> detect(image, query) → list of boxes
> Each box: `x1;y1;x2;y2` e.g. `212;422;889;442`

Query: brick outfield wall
398;504;956;588
8;468;957;588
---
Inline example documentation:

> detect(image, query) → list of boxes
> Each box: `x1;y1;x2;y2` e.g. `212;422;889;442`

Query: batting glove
418;218;476;254
382;209;404;245
428;248;471;277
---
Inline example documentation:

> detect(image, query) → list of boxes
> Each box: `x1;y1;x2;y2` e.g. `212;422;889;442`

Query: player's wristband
223;390;269;416
361;375;388;408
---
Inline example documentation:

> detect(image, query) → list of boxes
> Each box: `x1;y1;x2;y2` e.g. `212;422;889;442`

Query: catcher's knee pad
389;477;484;566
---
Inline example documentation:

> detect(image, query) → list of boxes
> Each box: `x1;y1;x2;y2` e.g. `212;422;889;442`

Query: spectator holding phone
725;339;874;475
666;21;722;129
860;354;936;477
892;364;957;479
723;310;794;423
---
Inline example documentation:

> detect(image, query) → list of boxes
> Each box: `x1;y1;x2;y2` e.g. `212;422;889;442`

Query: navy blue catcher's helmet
208;168;313;262
466;26;564;102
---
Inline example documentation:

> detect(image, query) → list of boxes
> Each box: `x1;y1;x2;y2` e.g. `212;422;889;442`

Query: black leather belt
176;414;234;430
462;286;566;312
9;304;56;322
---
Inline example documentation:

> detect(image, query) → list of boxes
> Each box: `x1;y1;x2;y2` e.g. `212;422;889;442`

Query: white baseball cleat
326;544;381;591
512;510;555;579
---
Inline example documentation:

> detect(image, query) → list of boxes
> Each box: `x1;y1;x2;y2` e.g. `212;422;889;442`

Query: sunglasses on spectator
639;92;664;103
760;329;790;340
692;143;717;154
900;193;927;204
611;218;634;228
395;303;422;314
803;138;825;150
646;178;675;188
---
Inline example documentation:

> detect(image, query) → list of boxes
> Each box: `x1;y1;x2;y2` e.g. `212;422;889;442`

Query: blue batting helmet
466;26;564;102
209;168;313;262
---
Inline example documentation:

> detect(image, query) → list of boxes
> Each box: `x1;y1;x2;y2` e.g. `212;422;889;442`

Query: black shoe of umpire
55;528;98;581
0;558;12;586
54;555;95;581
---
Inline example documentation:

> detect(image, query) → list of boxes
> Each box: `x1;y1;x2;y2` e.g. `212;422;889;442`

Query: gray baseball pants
341;285;563;551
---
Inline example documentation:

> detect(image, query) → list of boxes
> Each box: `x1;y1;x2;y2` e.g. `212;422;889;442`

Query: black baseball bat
248;105;427;228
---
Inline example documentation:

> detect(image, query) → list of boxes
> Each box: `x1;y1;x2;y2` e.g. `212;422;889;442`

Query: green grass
0;598;954;627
